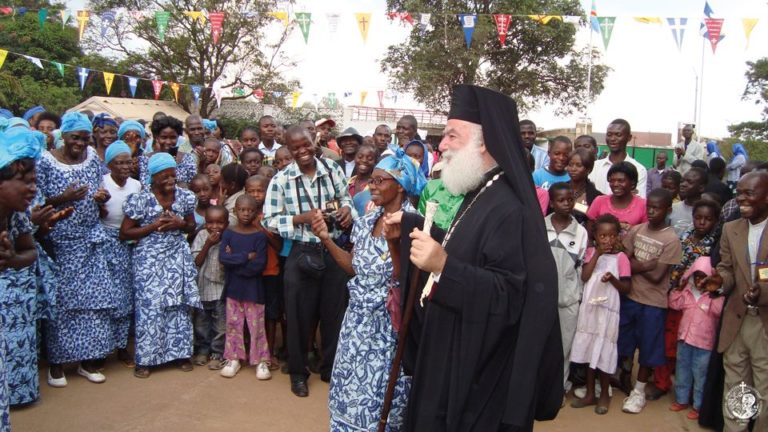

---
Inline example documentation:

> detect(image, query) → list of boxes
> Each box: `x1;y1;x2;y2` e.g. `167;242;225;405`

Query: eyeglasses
370;177;397;185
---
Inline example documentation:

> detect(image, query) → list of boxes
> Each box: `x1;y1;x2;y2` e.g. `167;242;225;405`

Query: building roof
67;97;190;122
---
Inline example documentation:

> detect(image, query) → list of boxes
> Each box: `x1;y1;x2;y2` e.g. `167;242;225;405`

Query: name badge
757;264;768;282
574;202;589;214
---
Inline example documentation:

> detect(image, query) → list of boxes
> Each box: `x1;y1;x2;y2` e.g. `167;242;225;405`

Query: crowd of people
0;87;765;432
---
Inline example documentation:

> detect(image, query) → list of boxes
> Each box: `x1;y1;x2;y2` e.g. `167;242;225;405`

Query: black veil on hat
448;84;563;426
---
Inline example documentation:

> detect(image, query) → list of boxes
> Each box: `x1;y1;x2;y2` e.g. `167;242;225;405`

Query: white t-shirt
101;174;142;229
748;218;768;280
589;153;648;198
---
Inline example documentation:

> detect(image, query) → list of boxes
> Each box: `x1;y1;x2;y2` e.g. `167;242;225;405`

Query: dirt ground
10;359;713;432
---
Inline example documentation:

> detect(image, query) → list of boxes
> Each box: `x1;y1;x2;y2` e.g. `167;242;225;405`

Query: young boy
190;205;229;370
544;182;588;394
532;136;572;190
246;175;284;369
619;188;682;414
661;170;682;203
273;146;294;171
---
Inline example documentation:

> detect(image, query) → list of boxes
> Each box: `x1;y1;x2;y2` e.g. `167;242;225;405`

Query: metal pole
585;16;593;116
697;38;705;130
693;74;699;127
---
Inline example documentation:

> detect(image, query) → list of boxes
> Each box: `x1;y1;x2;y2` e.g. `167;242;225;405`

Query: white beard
441;132;487;195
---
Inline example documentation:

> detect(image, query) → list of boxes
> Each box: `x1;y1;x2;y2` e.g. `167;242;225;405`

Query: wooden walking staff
378;202;438;432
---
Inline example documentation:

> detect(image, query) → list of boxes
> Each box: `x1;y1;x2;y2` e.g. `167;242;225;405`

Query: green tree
85;0;299;117
728;58;768;142
381;0;609;115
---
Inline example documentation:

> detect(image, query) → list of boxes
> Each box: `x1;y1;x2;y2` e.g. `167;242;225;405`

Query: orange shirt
258;214;280;276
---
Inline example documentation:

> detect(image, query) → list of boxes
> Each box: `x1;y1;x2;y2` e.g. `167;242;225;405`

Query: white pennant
212;80;223;108
24;55;43;69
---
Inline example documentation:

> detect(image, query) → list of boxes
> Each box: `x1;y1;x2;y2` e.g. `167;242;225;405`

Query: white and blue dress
137;152;197;187
123;188;200;366
329;205;413;432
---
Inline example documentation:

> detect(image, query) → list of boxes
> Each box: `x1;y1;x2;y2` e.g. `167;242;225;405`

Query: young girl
189;174;212;232
570;214;631;415
218;195;270;379
221;163;248;227
205;164;222;205
240;148;264;177
567;148;603;227
668;257;724;420
586;162;647;234
348;145;376;215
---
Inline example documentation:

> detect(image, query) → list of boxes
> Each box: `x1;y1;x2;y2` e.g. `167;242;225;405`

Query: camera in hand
323;200;341;230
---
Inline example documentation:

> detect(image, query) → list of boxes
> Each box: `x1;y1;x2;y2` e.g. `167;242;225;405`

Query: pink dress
586;195;647;226
570;249;630;374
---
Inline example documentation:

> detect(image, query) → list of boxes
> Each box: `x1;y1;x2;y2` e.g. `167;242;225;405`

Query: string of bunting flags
0;6;761;51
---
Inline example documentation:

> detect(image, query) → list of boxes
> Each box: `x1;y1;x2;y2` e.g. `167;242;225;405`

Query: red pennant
252;89;264;98
377;90;384;108
386;12;414;25
209;11;225;44
493;14;512;47
0;7;13;15
704;18;724;53
151;79;164;100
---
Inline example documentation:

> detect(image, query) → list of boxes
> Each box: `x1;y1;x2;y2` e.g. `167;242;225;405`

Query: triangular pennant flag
53;62;65;77
0;8;12;16
377;90;385;108
269;11;289;27
23;56;43;69
127;77;139;97
240;9;257;19
213;81;223;107
742;18;758;48
252;88;264;99
191;85;202;105
16;7;27;16
590;1;599;32
155;11;171;42
666;18;687;51
328;92;337;108
343;91;353;99
493;14;512;47
291;91;301;108
529;15;562;25
184;11;205;24
360;90;368;105
60;10;71;28
76;10;90;40
38;8;48;31
0;50;7;70
704;18;724;53
103;72;115;95
295;12;311;44
151;80;164;100
458;14;477;48
170;82;180;102
233;88;246;97
77;67;90;90
272;91;283;98
355;13;372;43
100;10;116;39
130;11;148;21
418;13;431;34
326;13;340;34
387;12;414;26
634;17;662;24
209;11;225;44
597;16;616;50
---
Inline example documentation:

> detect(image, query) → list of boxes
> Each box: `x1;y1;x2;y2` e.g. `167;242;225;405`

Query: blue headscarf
202;119;217;132
0;108;13;119
0;127;45;169
105;140;132;165
118;120;146;139
147;152;176;184
7;117;30;129
706;140;721;158
404;139;431;178
375;147;428;197
60;112;93;134
22;105;45;121
52;130;64;149
92;113;118;129
732;143;748;160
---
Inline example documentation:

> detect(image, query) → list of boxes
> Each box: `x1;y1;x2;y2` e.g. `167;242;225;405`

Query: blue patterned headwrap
203;119;217;132
105;140;132;165
7;117;30;129
92;113;118;129
0;127;45;169
60;112;93;134
117;120;146;140
22;105;45;121
375;147;428;197
404;139;431;178
0;108;13;119
147;152;176;184
732;143;748;160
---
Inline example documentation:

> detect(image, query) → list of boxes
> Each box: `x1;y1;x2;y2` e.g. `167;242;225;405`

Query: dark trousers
284;243;349;379
193;300;226;356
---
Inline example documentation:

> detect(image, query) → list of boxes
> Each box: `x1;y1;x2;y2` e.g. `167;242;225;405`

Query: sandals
570;397;597;409
134;367;150;379
176;359;194;372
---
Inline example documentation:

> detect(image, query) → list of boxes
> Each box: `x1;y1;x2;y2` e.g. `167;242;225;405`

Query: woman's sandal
133;367;150;379
176;359;194;372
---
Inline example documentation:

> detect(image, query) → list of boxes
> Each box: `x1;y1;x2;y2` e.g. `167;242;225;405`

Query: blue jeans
193;300;226;356
675;341;711;410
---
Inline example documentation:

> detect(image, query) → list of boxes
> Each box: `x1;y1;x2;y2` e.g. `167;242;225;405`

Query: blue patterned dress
137;152;197;187
37;147;120;364
100;226;133;350
329;204;414;432
123;188;201;366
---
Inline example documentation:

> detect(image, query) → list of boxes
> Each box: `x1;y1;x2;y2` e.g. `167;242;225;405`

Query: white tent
67;97;190;122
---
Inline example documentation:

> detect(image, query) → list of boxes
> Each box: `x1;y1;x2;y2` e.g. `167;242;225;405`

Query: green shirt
418;179;464;231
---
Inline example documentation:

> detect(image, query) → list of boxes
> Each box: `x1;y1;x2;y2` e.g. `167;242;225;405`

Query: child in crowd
218;195;270;379
205;164;222;205
191;206;229;370
245;175;284;369
525;148;549;215
240;147;264;177
239;126;260;151
202;137;225;170
220;163;248;227
571;214;631;415
273;146;293;171
661;170;682;203
619;188;682;414
189;174;213;232
257;165;276;180
544;183;588;395
668;257;724;421
532;136;572;190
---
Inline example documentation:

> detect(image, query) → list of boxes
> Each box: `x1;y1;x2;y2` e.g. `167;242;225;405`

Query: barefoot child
219;195;271;379
571;214;631;415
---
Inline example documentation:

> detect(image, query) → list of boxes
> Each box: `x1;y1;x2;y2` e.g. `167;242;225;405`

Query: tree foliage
728;58;768;144
381;0;609;115
85;0;298;117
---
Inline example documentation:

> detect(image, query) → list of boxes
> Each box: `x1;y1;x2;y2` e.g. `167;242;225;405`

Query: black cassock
398;171;563;432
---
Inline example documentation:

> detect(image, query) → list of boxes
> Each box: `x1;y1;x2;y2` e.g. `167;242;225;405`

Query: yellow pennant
291;91;300;108
360;90;368;106
103;72;115;95
76;10;89;40
743;18;759;48
355;13;372;42
0;49;7;70
269;11;289;27
170;82;180;102
528;15;562;25
634;17;662;24
184;11;206;24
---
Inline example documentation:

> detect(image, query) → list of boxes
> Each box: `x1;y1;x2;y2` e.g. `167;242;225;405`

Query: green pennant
295;12;311;44
597;16;616;50
155;11;171;42
38;8;48;31
53;62;65;77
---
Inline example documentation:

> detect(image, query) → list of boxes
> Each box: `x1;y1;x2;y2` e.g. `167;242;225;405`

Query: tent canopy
67;97;190;122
